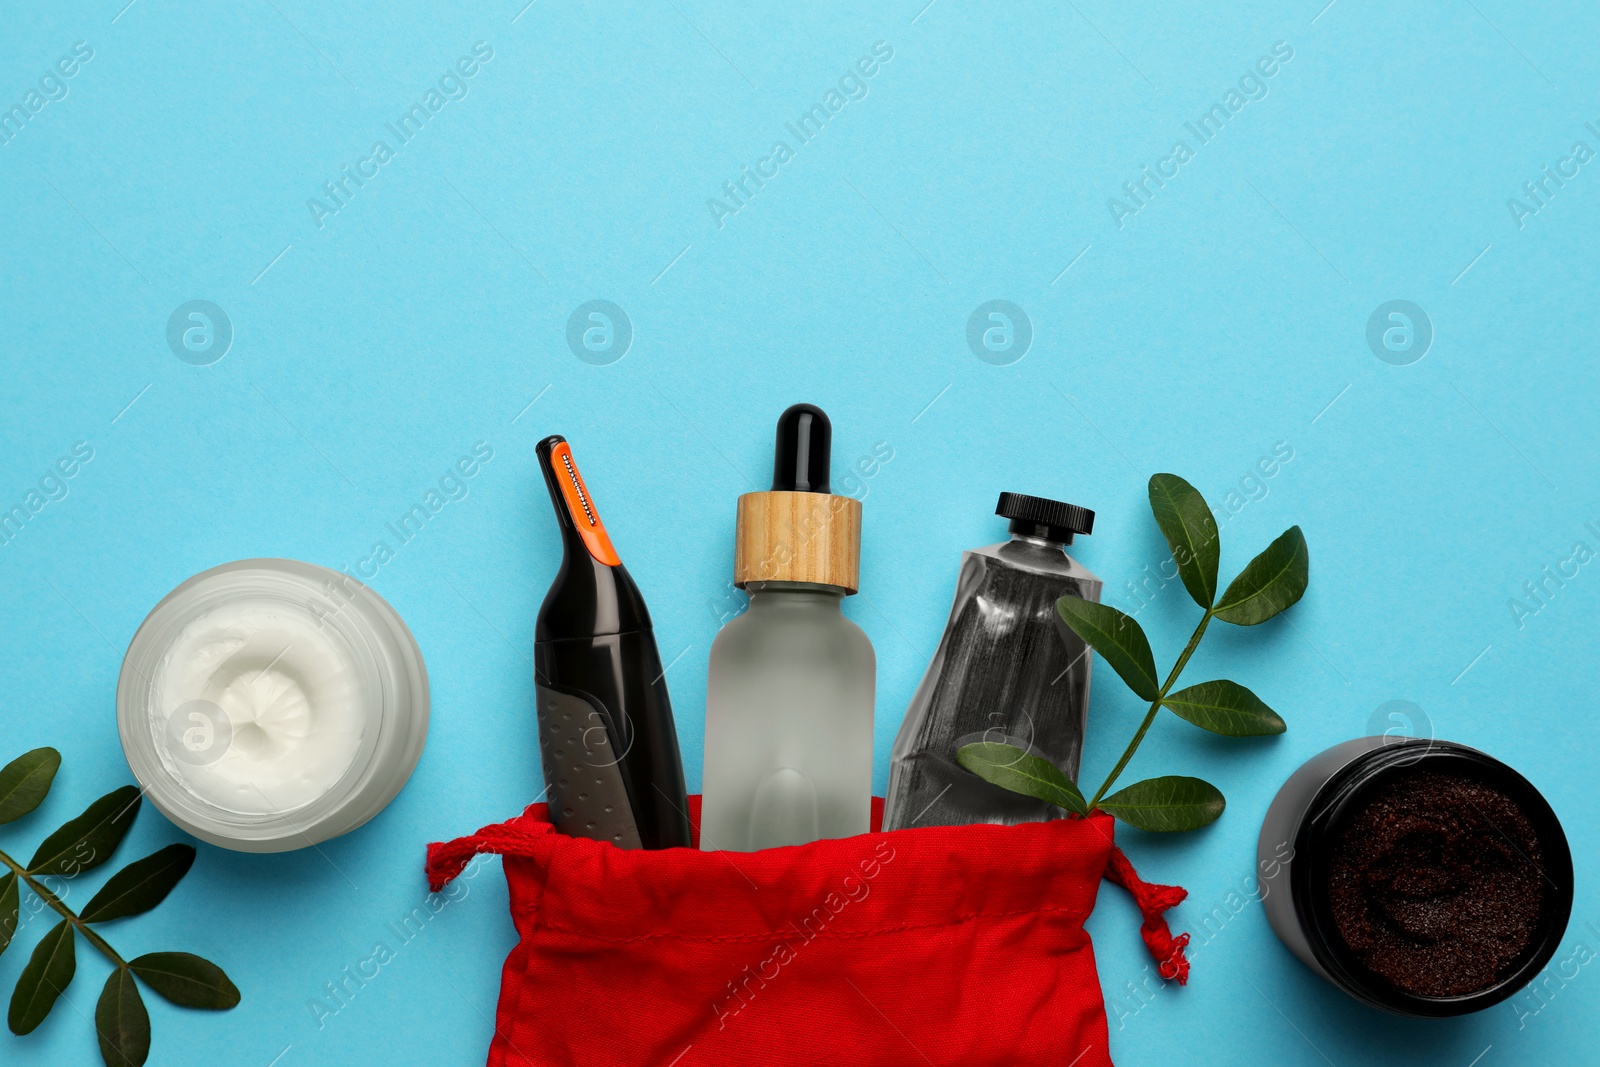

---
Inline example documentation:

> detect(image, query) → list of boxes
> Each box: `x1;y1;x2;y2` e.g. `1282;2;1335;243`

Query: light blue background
2;1;1596;1064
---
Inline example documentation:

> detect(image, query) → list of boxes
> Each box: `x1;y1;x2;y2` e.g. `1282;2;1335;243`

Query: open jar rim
1290;739;1573;1017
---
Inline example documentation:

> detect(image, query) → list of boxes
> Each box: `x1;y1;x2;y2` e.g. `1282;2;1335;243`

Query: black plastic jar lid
1290;739;1573;1017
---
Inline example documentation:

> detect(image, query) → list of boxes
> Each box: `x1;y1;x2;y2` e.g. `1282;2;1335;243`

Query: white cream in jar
151;598;367;814
120;559;428;852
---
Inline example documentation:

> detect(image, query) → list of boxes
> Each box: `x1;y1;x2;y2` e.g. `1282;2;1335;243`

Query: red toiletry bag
427;797;1188;1067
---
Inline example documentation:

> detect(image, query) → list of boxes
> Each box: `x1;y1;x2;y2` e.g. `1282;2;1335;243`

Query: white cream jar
118;559;428;852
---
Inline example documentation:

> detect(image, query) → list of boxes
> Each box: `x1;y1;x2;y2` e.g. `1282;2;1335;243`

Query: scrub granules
1327;769;1544;998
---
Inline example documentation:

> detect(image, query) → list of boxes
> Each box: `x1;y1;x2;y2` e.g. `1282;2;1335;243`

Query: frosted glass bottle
701;582;875;850
700;403;874;851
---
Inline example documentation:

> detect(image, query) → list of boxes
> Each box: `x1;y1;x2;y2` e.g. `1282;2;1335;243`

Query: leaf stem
0;846;127;969
1088;609;1213;809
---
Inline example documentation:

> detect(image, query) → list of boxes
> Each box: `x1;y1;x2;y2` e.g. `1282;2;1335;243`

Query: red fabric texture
427;797;1188;1067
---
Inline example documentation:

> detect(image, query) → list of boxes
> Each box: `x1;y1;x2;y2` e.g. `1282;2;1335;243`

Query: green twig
0;847;126;969
1087;609;1213;809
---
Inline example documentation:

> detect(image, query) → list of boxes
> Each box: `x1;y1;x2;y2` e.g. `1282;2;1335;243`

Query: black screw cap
996;492;1094;544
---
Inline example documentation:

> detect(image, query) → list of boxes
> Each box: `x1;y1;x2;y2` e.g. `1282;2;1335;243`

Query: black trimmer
533;435;691;850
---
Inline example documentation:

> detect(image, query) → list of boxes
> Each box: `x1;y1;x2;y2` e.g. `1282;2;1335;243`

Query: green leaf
8;919;76;1035
1163;680;1287;737
81;845;196;924
1213;525;1309;626
0;873;17;960
129;953;240;1011
956;742;1088;816
1055;596;1161;702
0;748;62;826
95;969;149;1067
27;786;141;877
1100;776;1226;832
1148;474;1220;609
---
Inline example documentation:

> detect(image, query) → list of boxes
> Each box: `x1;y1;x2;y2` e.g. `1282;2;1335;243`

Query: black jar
1258;737;1573;1016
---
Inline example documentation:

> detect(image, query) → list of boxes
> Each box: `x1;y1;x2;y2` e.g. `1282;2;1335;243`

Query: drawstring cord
426;806;553;892
427;807;1193;986
1103;846;1191;984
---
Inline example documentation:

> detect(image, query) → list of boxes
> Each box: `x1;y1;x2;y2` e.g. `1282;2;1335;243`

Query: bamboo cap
734;490;861;592
733;404;861;592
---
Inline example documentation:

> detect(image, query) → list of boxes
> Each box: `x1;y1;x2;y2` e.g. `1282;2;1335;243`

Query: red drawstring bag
427;797;1188;1067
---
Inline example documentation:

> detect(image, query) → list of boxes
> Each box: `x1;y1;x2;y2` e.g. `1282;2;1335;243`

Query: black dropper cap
997;492;1095;545
772;404;831;493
